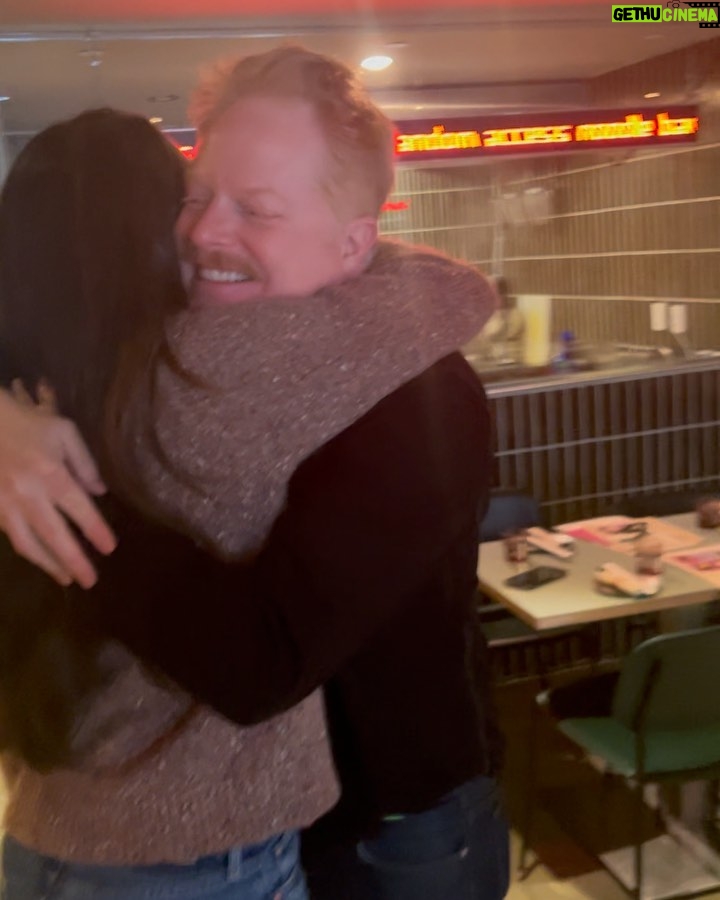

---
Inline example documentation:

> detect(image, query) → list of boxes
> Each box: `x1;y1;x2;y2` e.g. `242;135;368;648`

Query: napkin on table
594;562;660;598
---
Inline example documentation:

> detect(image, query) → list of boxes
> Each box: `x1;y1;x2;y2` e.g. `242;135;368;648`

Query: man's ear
341;216;378;277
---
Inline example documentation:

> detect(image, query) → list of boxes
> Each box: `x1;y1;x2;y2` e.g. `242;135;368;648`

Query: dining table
476;512;720;632
478;510;720;898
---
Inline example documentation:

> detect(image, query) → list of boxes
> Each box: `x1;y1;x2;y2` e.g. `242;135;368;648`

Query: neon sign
396;125;482;154
164;107;699;167
394;107;699;161
381;200;410;212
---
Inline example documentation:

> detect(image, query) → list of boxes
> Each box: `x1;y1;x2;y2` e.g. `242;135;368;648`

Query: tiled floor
507;829;720;899
498;679;720;900
507;830;631;899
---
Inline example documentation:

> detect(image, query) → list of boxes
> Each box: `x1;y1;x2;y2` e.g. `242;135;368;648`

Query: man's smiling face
176;95;372;307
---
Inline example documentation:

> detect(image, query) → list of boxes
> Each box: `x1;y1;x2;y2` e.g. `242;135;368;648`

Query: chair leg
702;779;720;852
519;689;542;879
633;778;644;900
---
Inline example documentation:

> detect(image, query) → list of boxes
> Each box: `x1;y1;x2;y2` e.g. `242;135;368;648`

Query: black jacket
80;353;501;830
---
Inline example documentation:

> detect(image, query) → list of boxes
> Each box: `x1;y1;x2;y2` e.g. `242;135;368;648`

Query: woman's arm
81;355;492;726
0;244;496;576
171;240;496;395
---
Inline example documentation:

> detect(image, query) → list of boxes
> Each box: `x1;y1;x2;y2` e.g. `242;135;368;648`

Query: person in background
0;46;508;900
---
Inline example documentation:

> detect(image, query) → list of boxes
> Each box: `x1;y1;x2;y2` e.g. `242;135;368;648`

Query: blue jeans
305;776;510;900
1;830;308;900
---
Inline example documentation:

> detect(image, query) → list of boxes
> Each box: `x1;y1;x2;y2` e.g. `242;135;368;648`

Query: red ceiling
3;0;605;23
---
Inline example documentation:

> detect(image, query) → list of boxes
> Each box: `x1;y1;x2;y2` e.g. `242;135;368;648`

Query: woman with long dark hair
0;108;494;898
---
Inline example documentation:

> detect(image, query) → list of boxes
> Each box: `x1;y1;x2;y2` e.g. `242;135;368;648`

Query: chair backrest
612;625;720;732
478;489;541;542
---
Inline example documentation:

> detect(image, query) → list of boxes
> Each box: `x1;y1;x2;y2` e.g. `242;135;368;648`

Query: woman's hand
0;388;116;587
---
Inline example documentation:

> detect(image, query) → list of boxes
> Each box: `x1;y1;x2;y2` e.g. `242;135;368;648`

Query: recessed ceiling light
147;94;179;104
0;95;10;102
644;92;661;99
149;116;163;125
385;41;408;49
361;55;394;72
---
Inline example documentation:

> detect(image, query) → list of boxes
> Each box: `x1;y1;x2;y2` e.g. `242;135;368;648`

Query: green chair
521;625;720;899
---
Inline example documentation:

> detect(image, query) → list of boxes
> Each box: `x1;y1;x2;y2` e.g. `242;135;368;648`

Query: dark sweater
82;352;502;833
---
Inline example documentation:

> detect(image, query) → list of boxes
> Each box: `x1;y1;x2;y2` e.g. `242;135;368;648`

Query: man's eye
236;203;279;221
236;203;261;218
181;196;208;209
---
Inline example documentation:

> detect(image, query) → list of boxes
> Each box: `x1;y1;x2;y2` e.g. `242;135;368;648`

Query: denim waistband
3;829;298;883
183;829;298;880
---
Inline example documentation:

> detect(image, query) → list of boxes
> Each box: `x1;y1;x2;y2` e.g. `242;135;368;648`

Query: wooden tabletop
476;513;719;631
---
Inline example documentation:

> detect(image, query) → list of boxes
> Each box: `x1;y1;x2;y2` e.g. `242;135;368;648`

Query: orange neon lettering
483;129;521;146
519;126;573;144
393;111;698;157
483;125;572;147
656;112;699;137
395;124;482;153
575;114;655;142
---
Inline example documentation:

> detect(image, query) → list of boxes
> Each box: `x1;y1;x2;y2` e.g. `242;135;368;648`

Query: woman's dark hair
0;107;187;476
0;108;187;770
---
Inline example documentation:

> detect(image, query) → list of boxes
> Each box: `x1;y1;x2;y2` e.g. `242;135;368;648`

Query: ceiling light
149;116;163;125
0;95;9;102
361;55;394;72
644;92;661;99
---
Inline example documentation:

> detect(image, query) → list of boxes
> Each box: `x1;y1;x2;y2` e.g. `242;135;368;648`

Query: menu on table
665;545;720;587
556;516;701;556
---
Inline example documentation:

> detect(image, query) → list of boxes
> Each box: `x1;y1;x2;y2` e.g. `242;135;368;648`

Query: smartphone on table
504;566;566;590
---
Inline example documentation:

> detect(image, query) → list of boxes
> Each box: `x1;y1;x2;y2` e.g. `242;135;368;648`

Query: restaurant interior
1;0;719;897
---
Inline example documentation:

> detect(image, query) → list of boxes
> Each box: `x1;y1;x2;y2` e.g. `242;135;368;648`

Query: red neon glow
381;200;410;212
163;133;198;160
177;144;198;160
9;0;602;26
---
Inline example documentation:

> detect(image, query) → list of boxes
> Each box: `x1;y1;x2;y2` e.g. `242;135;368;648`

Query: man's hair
189;45;395;219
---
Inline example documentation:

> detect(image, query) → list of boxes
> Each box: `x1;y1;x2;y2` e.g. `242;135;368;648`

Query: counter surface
467;353;720;397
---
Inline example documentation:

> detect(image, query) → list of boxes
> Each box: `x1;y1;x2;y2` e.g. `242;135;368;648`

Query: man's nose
185;197;234;250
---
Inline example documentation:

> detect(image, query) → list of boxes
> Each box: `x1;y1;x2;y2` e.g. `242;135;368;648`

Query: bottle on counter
550;329;598;372
552;329;576;370
516;295;552;367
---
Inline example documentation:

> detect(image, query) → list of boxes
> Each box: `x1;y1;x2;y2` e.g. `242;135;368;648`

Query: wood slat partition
486;364;720;525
